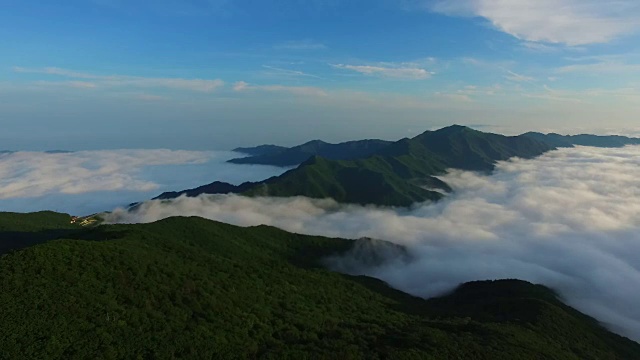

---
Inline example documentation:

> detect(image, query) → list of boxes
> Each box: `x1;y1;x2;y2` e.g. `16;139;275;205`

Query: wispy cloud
434;93;473;102
233;81;327;96
429;0;640;45
261;65;322;79
331;64;433;80
505;70;535;82
523;85;583;103
556;61;640;74
13;66;224;92
274;40;327;50
30;80;99;89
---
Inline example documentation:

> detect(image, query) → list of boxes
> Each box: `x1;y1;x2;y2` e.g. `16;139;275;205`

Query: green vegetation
230;139;392;166
0;211;81;254
1;212;638;359
242;155;448;206
232;144;288;157
160;125;553;206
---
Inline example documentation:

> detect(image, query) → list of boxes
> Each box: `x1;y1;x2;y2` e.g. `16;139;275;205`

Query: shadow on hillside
0;228;128;255
344;274;434;317
0;229;78;255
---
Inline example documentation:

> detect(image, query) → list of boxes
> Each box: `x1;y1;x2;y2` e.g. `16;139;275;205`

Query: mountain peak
415;125;474;139
435;124;473;133
301;140;328;146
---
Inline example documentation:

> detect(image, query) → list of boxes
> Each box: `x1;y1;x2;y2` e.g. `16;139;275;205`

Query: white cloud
106;145;640;341
12;66;224;92
556;61;640;74
332;64;433;80
261;65;322;79
505;70;535;82
233;81;327;96
429;0;640;45
434;93;473;102
0;150;287;214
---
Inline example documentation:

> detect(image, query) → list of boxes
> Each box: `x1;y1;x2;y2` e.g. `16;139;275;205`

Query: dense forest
0;211;638;359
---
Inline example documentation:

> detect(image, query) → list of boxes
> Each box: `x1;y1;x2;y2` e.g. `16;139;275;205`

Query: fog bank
105;146;640;341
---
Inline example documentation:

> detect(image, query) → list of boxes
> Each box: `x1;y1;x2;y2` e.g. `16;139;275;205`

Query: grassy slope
0;213;638;359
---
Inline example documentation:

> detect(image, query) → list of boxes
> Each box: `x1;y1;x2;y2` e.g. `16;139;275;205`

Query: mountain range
158;125;640;207
1;211;638;358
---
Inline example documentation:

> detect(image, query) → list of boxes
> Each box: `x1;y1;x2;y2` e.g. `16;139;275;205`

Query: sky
2;0;640;150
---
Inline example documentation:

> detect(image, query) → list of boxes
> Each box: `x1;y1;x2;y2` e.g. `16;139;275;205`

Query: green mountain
154;181;259;200
0;211;82;254
523;132;640;148
229;139;393;167
232;144;288;157
159;125;553;206
1;212;638;359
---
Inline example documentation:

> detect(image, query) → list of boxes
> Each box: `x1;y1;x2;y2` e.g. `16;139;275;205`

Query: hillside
232;144;287;157
0;211;82;254
523;132;640;148
158;125;552;206
229;139;393;167
0;212;638;359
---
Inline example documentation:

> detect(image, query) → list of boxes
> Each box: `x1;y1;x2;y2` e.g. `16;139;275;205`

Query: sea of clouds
0;149;287;215
103;145;640;341
2;145;639;341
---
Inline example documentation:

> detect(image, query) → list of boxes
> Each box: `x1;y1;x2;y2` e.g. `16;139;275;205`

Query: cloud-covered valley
104;145;640;341
0;150;286;215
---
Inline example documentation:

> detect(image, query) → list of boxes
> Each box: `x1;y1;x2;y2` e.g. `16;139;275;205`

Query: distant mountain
1;212;638;358
154;181;259;200
523;132;640;148
233;144;287;157
229;139;393;166
405;125;552;171
158;125;553;206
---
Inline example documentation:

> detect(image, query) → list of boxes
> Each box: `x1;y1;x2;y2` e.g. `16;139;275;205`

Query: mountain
158;125;553;206
154;181;259;200
229;139;393;167
241;155;450;206
523;132;640;148
1;212;638;359
403;125;552;171
232;144;287;157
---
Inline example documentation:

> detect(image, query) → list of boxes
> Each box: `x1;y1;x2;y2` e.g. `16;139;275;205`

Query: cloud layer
13;67;224;92
332;64;433;80
0;150;286;215
430;0;640;45
105;145;640;341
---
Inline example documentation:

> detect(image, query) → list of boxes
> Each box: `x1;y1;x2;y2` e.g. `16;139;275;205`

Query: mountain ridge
229;138;393;167
158;125;553;206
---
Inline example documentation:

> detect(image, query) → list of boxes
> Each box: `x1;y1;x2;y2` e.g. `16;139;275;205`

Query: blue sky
2;0;640;150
